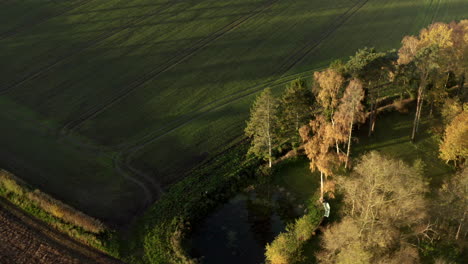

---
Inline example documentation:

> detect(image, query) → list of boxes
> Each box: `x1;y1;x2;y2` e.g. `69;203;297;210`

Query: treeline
246;20;467;187
250;20;467;264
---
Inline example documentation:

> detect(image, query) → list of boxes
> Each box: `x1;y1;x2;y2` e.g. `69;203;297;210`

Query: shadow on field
0;0;464;227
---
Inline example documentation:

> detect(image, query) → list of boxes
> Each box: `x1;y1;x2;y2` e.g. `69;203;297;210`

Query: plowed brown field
0;198;124;264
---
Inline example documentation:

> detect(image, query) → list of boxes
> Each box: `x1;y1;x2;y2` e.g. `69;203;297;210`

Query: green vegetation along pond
190;185;303;264
190;157;319;263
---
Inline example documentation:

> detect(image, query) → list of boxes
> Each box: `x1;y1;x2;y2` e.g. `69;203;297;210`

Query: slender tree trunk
320;171;324;201
268;150;272;168
371;98;378;134
457;73;465;96
456;211;466;240
331;117;340;154
345;112;354;169
429;100;434;118
267;97;272;168
368;81;375;137
295;113;299;131
411;75;427;142
368;100;374;137
370;82;381;135
416;90;424;133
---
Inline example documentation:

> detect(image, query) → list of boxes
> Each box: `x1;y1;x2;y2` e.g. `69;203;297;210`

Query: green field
0;0;466;225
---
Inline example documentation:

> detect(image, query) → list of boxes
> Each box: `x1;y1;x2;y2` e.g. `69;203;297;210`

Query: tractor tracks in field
59;0;282;136
111;0;369;152
113;153;160;208
0;0;94;41
100;0;283;208
272;0;368;76
0;0;180;94
61;0;368;208
105;0;370;197
63;0;367;141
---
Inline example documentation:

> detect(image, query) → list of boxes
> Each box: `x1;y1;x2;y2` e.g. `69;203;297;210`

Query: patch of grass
354;109;454;190
272;156;320;201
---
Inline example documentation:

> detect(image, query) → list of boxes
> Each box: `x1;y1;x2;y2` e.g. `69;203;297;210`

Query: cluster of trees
246;20;467;198
318;153;467;264
397;21;468;141
245;79;314;167
317;152;428;263
248;20;467;264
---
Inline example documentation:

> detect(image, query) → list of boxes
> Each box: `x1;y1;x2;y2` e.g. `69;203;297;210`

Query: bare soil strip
0;197;125;264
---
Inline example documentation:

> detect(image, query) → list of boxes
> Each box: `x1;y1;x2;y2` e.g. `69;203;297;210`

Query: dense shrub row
265;199;323;264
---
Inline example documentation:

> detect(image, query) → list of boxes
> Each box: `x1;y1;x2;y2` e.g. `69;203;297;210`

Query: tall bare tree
317;152;428;263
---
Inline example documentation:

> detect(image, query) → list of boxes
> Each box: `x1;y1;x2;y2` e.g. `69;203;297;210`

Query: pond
190;157;318;264
190;185;304;264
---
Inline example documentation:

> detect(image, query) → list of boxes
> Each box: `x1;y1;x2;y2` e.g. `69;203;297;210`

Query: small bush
265;232;301;264
0;170;26;196
266;207;322;264
28;190;105;234
294;216;315;241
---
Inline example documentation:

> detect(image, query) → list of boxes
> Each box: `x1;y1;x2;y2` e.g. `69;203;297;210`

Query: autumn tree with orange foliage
317;152;428;264
398;21;467;141
439;110;468;167
300;115;342;201
334;79;366;168
313;68;347;154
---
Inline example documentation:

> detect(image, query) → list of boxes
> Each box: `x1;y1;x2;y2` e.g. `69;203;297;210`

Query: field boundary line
63;0;366;144
273;0;369;76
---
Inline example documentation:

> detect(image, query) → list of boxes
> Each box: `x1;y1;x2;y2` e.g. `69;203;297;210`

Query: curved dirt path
0;197;125;264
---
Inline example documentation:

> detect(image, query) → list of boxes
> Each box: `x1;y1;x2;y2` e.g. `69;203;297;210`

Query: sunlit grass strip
0;169;118;256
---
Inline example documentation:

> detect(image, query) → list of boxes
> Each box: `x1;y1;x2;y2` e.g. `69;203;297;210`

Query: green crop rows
0;0;466;224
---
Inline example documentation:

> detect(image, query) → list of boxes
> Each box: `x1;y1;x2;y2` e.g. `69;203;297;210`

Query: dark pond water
190;186;304;264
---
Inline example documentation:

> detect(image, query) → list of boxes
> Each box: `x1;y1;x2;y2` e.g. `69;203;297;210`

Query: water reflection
190;185;302;264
